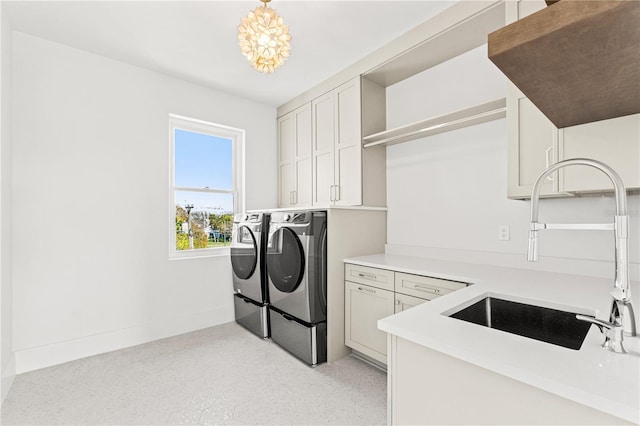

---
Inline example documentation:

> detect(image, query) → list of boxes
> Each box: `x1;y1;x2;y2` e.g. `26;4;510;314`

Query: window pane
175;191;234;250
175;129;232;189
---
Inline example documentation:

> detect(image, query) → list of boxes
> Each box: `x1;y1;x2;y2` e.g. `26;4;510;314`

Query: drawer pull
358;272;377;280
358;286;376;294
410;282;442;295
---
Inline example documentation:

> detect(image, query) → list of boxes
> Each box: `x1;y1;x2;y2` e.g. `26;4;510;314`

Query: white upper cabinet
507;85;562;199
559;115;640;193
508;91;640;202
277;103;312;207
311;91;336;206
308;76;386;207
277;2;511;208
278;113;295;207
316;78;363;206
506;0;640;199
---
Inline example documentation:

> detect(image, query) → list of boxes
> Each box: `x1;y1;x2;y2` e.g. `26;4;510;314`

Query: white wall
0;3;16;402
11;32;277;373
386;45;640;280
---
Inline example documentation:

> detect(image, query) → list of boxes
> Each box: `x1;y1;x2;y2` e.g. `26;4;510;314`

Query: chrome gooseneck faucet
528;158;637;354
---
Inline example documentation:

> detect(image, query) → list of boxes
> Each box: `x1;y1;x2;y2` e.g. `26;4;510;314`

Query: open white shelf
362;98;506;148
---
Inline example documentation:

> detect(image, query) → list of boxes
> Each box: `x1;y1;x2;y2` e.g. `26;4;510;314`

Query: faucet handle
576;314;626;354
610;287;629;302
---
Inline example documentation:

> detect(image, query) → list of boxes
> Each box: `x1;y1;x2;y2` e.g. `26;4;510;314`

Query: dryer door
267;227;305;293
231;225;258;280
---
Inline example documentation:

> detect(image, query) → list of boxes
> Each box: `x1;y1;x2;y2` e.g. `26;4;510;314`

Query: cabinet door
312;92;336;205
294;104;313;206
278;113;296;207
559;114;640;193
395;293;427;314
507;0;546;24
345;281;395;364
278;104;313;207
505;1;563;200
334;78;363;206
507;84;560;199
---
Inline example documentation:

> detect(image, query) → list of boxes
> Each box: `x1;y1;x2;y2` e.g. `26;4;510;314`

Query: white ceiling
4;0;455;107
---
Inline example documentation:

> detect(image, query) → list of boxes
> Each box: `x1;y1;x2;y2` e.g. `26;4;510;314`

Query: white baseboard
14;305;234;374
384;244;640;281
1;352;16;404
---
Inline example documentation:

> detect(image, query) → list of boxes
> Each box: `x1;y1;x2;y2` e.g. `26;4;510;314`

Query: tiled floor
1;322;387;425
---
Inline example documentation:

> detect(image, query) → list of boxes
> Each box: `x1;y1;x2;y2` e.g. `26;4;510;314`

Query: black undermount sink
449;297;592;350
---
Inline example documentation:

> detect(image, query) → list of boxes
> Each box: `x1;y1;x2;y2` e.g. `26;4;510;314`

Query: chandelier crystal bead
237;0;292;74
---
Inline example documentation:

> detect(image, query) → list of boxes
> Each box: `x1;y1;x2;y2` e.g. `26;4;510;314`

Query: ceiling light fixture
237;0;292;74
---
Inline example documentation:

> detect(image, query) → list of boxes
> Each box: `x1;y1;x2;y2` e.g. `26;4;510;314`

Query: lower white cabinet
388;336;627;425
395;293;427;314
344;281;395;364
344;263;467;365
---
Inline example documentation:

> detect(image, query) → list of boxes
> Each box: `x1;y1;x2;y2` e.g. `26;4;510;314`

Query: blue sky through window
175;129;232;189
175;129;234;214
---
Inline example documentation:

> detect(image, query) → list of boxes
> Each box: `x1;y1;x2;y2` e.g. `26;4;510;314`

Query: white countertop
247;205;387;213
345;254;640;424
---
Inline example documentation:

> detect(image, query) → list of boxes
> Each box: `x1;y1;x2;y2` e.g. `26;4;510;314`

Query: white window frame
169;114;245;259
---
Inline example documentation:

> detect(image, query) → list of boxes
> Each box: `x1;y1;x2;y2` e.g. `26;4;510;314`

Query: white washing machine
266;210;327;365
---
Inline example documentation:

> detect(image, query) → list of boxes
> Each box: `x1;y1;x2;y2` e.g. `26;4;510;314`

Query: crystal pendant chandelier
237;0;292;74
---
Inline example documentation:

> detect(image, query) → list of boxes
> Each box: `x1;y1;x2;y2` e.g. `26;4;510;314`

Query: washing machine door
267;227;305;293
230;225;258;280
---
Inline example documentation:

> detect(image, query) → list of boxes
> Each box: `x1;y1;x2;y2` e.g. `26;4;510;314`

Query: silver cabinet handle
407;282;442;295
358;286;376;294
330;185;335;202
545;146;554;181
293;190;297;205
358;272;377;280
415;283;441;293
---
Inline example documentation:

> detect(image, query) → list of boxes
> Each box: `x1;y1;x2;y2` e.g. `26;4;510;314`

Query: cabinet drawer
395;272;467;300
345;263;394;292
395;293;428;314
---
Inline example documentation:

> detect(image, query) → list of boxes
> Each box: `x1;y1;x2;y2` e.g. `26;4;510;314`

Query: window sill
169;247;230;260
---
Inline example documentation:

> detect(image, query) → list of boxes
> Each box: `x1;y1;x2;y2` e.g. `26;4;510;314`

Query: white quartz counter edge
247;205;387;213
344;254;640;424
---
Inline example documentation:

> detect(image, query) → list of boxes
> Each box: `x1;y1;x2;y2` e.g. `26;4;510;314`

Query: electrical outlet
498;225;510;241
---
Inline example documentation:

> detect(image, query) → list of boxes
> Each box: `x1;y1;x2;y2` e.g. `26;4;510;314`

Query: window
169;114;244;258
